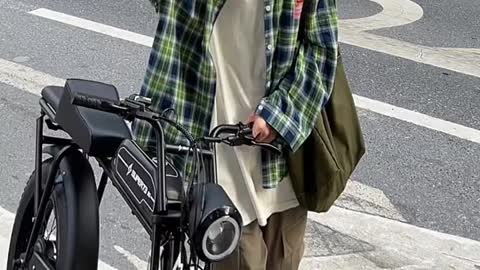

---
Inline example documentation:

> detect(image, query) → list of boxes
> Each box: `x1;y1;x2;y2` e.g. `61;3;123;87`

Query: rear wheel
7;158;89;269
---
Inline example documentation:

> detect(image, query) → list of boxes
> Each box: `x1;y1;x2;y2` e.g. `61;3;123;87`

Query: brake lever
239;125;282;154
250;141;282;154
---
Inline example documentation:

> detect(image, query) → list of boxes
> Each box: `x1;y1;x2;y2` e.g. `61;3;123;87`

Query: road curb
301;206;480;269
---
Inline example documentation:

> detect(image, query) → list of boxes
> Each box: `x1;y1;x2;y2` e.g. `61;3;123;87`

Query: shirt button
267;44;273;51
265;5;272;12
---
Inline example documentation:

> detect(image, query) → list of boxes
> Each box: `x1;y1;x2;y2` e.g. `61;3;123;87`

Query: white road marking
2;57;479;146
114;245;148;270
0;58;64;95
98;261;118;270
29;8;153;47
0;209;13;268
341;0;424;32
341;0;480;78
341;32;480;79
0;206;14;237
0;206;118;269
30;5;480;79
354;94;480;145
0;236;9;269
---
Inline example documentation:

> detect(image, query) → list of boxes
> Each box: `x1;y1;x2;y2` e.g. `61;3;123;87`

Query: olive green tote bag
288;53;366;213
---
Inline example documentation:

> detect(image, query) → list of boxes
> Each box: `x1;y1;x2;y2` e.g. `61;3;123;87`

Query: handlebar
72;94;127;114
71;93;283;154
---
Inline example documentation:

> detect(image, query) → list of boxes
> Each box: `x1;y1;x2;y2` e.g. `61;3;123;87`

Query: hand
246;113;278;143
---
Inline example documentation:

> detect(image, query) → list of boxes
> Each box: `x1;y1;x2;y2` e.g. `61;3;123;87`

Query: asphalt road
0;0;479;269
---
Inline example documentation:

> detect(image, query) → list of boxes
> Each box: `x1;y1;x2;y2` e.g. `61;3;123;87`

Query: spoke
42;200;58;261
46;216;57;241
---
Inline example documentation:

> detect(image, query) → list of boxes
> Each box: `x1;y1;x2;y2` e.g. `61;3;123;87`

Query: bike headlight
189;183;242;262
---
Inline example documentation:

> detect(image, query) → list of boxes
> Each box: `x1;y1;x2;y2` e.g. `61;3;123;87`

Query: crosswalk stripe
0;58;64;96
29;8;153;47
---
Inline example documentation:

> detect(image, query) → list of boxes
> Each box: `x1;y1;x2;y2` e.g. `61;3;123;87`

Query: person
133;0;338;269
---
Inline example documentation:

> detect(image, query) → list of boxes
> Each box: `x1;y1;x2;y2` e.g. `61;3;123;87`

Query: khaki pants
212;206;308;270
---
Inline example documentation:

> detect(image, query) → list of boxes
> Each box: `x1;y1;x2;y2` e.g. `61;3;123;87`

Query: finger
246;113;256;124
251;118;260;137
252;123;261;139
255;126;271;142
263;132;277;144
257;130;276;143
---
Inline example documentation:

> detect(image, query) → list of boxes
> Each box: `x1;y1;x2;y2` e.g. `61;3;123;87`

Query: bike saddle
41;79;132;157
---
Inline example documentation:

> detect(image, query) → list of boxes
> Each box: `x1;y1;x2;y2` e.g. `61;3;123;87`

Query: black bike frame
25;98;217;270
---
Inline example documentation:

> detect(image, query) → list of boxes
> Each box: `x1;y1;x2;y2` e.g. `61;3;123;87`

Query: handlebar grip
71;94;105;110
238;126;253;136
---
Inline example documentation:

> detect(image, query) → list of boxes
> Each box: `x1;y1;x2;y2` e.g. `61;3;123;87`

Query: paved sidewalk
301;206;480;270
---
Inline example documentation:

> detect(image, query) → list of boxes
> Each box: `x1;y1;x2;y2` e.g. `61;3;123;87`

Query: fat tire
7;156;99;270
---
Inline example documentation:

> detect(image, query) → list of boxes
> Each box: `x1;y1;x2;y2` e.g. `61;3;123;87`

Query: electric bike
6;79;281;270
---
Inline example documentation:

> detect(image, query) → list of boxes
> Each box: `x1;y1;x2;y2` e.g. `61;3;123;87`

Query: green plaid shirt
133;0;338;188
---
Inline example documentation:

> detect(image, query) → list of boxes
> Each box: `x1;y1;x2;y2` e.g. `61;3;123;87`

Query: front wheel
7;156;99;270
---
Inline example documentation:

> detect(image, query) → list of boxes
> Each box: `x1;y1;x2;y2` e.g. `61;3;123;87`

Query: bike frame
24;98;218;270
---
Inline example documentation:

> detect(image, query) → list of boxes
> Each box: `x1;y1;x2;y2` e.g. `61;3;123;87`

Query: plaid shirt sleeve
255;0;338;152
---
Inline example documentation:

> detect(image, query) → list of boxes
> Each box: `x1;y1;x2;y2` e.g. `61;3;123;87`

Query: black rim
12;194;59;270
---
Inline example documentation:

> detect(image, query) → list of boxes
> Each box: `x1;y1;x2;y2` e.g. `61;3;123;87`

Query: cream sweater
209;0;299;226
